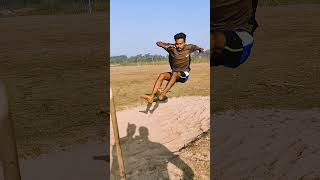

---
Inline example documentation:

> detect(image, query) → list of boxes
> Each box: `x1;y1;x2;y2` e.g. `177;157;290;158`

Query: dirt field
212;4;320;179
0;13;108;158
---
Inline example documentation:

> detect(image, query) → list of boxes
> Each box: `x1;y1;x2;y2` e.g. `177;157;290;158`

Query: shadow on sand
139;96;169;114
111;123;194;180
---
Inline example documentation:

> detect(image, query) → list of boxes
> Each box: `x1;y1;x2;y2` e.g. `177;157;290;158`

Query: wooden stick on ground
110;88;126;180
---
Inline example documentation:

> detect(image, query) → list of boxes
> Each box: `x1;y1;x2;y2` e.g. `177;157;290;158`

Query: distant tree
110;50;209;65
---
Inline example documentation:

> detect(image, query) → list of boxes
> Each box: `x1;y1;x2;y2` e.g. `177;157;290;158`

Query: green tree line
111;49;210;65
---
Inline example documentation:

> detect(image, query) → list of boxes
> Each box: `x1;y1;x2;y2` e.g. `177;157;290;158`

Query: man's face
175;38;185;51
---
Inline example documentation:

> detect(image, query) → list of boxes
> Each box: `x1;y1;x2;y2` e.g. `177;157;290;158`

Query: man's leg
151;72;171;97
211;31;227;67
141;72;171;103
159;72;181;100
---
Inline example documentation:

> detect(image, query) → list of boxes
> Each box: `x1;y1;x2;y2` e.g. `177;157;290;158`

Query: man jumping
211;0;259;68
141;32;204;104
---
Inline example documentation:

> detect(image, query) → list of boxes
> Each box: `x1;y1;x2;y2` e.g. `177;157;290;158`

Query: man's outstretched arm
189;44;204;53
156;41;175;49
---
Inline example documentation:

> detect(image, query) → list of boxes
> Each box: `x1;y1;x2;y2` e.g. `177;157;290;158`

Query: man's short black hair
174;32;186;42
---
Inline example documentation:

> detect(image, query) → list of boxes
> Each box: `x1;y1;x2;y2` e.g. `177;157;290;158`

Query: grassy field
110;57;209;66
111;63;210;111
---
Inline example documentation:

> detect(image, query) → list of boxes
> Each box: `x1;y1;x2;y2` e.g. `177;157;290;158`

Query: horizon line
110;49;210;58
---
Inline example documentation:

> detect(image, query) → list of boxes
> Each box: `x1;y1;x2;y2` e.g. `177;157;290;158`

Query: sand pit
214;109;320;179
110;96;210;180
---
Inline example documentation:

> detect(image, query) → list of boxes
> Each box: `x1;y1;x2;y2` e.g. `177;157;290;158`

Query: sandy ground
213;109;320;179
1;140;108;180
110;96;210;180
19;141;108;180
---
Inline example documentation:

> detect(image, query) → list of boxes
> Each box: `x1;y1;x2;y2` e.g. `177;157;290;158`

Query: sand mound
110;96;210;180
214;109;320;179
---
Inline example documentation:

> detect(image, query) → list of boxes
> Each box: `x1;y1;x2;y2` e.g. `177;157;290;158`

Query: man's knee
159;73;167;80
172;72;180;76
172;72;180;77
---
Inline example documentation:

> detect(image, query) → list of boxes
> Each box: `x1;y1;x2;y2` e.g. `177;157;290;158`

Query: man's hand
156;41;165;47
197;48;204;53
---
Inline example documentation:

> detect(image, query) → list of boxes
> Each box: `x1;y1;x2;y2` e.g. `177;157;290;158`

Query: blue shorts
240;43;254;65
169;71;190;83
211;30;254;68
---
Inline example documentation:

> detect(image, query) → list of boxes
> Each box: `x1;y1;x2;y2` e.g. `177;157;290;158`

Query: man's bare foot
158;92;166;101
156;88;164;96
140;95;154;104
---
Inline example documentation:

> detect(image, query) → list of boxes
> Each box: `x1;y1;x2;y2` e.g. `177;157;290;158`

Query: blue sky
110;0;210;56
